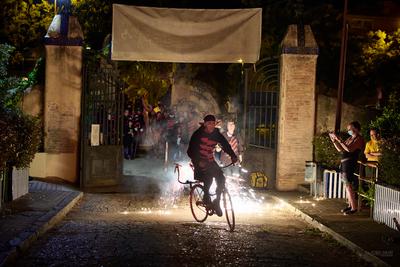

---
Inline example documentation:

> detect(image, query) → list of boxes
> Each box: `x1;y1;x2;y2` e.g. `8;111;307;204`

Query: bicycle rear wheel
190;184;208;222
223;189;235;231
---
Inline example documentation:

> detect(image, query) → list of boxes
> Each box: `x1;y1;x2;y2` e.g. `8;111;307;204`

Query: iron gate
246;57;279;149
80;63;125;188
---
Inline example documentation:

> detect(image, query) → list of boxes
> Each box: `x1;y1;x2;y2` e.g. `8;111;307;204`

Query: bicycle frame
174;162;235;231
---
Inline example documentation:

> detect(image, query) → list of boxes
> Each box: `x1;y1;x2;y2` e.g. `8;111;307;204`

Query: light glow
225;174;264;214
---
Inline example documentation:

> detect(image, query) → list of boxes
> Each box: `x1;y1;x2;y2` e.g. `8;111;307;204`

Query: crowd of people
122;92;244;172
122;96;202;161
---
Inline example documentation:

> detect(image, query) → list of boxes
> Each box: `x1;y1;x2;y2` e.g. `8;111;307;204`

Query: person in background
171;123;184;161
138;88;152;132
220;119;243;177
123;109;132;127
329;121;365;215
131;108;145;159
364;128;382;179
364;128;382;162
123;120;134;159
147;105;167;159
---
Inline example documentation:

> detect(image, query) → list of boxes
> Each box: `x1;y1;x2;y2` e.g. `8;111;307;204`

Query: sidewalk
268;191;400;267
0;180;83;266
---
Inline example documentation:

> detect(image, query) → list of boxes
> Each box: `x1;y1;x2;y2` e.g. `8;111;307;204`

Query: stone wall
171;77;221;120
316;94;372;133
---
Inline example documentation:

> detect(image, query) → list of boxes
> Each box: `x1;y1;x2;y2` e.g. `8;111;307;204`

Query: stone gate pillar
30;14;84;184
276;25;319;191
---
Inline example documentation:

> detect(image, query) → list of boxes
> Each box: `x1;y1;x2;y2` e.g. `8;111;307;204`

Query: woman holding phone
329;121;365;215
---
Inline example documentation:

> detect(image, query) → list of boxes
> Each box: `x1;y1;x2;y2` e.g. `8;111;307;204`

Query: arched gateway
33;5;318;191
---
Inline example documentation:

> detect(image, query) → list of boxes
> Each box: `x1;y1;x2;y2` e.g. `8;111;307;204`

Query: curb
0;191;83;267
267;193;391;267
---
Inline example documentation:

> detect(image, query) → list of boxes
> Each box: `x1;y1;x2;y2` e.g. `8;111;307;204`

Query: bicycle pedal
196;201;206;207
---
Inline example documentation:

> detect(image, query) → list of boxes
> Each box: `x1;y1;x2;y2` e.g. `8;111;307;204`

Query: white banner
112;5;261;63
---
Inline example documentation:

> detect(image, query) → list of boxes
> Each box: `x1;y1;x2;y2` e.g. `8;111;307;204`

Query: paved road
14;193;369;267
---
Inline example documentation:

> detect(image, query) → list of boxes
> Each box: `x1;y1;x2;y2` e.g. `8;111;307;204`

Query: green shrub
0;43;42;170
368;93;400;187
358;183;375;207
313;132;348;170
370;93;400;137
0;108;42;170
379;137;400;187
0;110;17;170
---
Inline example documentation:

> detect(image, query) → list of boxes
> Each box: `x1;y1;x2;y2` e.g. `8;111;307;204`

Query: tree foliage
0;0;53;63
0;44;43;109
72;0;113;49
351;29;400;99
0;109;42;170
379;136;400;187
370;92;400;138
118;61;172;105
0;44;42;170
313;131;349;169
368;92;400;187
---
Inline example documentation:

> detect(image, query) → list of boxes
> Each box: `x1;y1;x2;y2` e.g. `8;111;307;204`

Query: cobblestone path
14;194;369;267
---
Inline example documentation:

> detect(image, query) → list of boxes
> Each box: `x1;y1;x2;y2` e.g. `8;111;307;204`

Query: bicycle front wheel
223;189;235;232
190;184;208;222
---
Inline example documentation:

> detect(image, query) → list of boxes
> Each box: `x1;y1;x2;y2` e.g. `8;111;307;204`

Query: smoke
122;150;190;210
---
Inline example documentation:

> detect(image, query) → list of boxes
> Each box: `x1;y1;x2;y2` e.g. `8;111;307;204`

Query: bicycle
174;162;236;232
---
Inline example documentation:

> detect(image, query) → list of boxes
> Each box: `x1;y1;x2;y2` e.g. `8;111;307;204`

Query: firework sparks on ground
159;163;267;214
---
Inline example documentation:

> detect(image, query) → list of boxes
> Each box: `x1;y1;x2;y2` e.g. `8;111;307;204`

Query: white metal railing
355;161;378;217
323;170;347;199
374;184;400;231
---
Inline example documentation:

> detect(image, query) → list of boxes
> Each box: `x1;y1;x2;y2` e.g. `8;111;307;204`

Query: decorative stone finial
281;25;318;55
44;0;83;46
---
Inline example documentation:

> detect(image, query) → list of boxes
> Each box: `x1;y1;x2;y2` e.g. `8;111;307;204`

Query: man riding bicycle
187;114;238;216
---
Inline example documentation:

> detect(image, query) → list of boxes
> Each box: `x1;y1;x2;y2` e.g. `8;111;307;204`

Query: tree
0;0;53;64
72;0;113;50
0;44;42;170
351;29;400;101
0;44;24;108
118;61;172;105
369;93;400;187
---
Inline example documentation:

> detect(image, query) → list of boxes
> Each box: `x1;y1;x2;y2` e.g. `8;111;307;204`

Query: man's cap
203;114;216;122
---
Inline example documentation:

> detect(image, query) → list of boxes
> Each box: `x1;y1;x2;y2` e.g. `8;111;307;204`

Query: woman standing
329;121;365;215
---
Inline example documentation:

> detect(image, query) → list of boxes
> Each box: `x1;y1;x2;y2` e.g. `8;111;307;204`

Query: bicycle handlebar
174;163;193;185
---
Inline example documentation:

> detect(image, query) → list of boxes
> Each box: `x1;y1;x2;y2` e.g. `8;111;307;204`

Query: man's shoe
344;209;357;215
202;195;211;206
213;199;223;217
341;206;351;213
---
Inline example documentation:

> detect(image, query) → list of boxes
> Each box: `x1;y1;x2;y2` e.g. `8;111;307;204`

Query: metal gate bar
247;58;279;149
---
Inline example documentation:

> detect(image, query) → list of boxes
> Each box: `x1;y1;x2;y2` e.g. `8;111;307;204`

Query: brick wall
276;54;318;190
